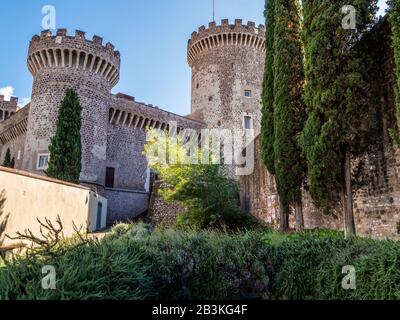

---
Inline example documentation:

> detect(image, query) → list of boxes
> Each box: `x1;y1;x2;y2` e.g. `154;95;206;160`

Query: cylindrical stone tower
188;19;265;134
23;29;120;191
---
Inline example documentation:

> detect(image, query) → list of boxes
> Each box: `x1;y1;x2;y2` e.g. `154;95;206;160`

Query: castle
3;18;399;240
0;19;266;223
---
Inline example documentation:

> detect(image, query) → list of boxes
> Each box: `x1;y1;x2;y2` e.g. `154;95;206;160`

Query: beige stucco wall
0;167;107;248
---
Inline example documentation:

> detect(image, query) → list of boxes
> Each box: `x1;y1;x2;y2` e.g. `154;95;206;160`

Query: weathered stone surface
241;19;400;240
188;20;265;136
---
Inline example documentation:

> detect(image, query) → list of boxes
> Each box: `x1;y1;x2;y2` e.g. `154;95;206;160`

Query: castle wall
0;134;26;170
105;94;205;221
0;96;18;122
241;19;400;240
0;106;29;169
104;189;149;224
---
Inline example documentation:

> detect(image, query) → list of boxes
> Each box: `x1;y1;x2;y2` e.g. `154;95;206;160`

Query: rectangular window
244;116;252;130
105;167;115;188
37;154;49;170
96;202;103;230
244;90;252;97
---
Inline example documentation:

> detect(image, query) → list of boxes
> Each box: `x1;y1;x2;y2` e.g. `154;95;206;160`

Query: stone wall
147;181;186;227
104;188;149;225
0;106;29;169
241;19;400;240
0;96;18;122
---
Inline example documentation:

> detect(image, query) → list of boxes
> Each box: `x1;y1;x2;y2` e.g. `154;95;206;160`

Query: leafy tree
389;0;400;145
2;148;11;168
47;88;82;184
300;0;378;238
144;129;259;230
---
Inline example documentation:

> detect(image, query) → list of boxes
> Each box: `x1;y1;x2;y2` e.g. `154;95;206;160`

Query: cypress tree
389;0;400;145
273;0;306;231
300;0;377;238
47;88;82;184
261;0;276;175
2;148;11;168
261;0;306;231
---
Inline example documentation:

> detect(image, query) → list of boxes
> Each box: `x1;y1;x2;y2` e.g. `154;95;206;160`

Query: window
17;150;21;160
244;116;252;130
96;202;103;230
244;90;252;97
37;154;49;170
105;167;115;188
209;96;213;102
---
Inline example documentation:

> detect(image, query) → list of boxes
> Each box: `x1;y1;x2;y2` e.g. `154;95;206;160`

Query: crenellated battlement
187;19;265;67
108;94;205;133
0;96;18;122
27;29;120;87
0;95;18;105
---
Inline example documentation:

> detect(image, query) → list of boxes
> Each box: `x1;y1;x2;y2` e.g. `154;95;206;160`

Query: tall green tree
389;0;400;145
300;0;378;238
2;148;11;168
47;88;82;184
261;0;276;176
273;0;306;231
261;0;305;231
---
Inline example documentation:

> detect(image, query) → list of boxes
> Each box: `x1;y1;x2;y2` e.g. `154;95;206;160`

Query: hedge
0;225;399;300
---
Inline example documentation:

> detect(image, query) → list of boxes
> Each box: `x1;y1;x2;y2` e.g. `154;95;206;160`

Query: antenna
213;0;215;22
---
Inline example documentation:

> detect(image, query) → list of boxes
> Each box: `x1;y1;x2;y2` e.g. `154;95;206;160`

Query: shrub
0;235;154;300
105;226;273;300
144;129;261;230
265;229;400;300
0;225;399;300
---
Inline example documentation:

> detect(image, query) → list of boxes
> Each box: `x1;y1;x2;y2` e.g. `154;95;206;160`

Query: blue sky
0;0;389;115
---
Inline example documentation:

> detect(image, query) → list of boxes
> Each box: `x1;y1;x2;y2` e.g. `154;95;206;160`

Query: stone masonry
0;96;18;122
240;18;400;240
188;19;265;136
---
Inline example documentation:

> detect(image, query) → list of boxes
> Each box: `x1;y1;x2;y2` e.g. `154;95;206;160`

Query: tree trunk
343;149;356;239
279;197;289;231
295;199;304;231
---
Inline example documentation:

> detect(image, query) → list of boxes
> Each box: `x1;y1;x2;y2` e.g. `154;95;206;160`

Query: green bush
105;225;273;300
0;235;154;300
265;229;400;300
144;129;259;230
0;225;399;300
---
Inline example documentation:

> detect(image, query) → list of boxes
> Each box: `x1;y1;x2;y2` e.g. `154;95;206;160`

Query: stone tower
23;29;120;191
0;96;18;122
188;19;265;134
